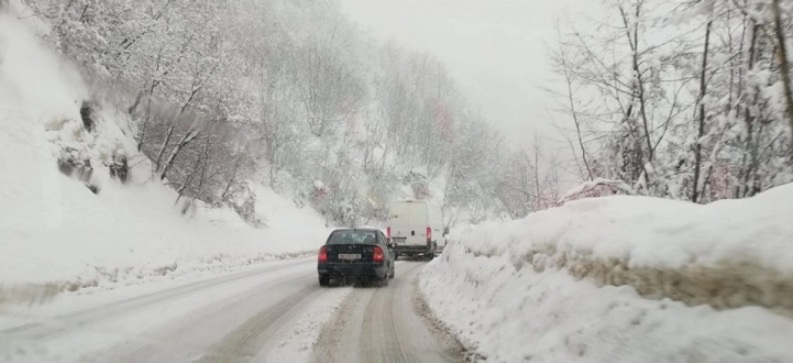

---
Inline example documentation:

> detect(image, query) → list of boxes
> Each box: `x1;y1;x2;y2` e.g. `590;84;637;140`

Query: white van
386;200;447;260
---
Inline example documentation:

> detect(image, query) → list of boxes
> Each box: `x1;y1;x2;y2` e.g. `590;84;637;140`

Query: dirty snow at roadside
0;12;330;303
420;184;793;362
261;287;350;362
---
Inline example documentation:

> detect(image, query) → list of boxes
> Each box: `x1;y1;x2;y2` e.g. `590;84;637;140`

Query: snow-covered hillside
0;13;330;304
420;184;793;362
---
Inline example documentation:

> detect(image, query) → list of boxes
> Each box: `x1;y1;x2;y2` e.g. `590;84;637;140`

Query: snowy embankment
420;185;793;362
0;14;330;304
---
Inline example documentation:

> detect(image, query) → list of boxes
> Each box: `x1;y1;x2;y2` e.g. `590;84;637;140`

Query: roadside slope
0;11;330;304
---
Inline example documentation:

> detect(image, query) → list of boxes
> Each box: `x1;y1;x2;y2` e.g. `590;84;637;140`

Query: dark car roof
331;228;381;233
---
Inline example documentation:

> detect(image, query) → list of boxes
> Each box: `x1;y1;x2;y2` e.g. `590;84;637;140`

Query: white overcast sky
338;0;595;150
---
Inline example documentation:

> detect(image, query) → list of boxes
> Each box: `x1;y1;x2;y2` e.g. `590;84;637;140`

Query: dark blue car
317;228;396;287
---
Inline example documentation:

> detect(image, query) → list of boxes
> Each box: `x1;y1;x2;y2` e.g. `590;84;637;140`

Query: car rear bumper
318;263;387;278
393;244;433;254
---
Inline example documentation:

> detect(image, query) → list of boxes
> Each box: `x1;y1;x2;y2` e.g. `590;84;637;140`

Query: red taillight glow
373;246;385;263
318;246;328;263
386;227;391;239
426;227;432;243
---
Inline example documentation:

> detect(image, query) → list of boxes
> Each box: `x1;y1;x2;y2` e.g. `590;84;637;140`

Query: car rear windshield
327;230;378;245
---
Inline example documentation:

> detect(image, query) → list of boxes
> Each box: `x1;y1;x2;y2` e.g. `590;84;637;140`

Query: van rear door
388;201;429;246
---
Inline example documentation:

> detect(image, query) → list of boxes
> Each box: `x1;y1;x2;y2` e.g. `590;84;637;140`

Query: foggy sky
338;0;595;151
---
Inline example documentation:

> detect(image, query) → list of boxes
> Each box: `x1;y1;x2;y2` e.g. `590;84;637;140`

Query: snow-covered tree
550;0;793;203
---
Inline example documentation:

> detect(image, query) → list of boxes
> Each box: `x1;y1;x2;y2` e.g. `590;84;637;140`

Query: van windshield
327;230;378;245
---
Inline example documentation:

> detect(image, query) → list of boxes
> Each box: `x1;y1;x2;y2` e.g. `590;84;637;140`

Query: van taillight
386;227;391;239
426;227;432;243
318;246;328;263
373;246;385;263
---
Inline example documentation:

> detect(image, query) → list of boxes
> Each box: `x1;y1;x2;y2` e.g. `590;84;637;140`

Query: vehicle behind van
386;200;446;260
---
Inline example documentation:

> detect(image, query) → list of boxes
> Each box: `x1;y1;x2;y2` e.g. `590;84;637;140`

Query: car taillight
426;226;432;244
373;246;385;263
386;227;391;239
318;246;328;263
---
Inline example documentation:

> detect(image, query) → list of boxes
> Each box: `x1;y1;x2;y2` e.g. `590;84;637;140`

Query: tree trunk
154;86;201;171
154;118;180;171
128;91;144;114
160;130;200;181
617;3;653;189
620;2;655;162
175;162;197;205
175;136;209;205
196;135;212;199
137;83;160;152
771;0;793;160
738;22;760;198
692;21;712;203
221;156;243;201
137;115;150;152
559;43;594;180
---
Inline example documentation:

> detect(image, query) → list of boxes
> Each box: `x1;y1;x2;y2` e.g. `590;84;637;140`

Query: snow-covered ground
0;12;331;304
420;184;793;362
0;259;353;363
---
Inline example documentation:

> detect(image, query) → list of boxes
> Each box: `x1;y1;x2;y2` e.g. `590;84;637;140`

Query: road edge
413;267;484;362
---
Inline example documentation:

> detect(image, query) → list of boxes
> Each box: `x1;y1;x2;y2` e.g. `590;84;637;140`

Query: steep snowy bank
420;184;793;362
0;13;330;304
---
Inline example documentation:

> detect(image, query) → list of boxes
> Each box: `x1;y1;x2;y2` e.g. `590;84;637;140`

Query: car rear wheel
319;275;330;287
379;275;389;287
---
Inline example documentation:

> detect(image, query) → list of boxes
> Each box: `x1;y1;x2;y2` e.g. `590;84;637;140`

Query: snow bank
420;184;793;362
0;12;331;305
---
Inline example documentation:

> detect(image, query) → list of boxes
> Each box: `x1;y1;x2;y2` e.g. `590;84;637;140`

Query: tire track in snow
85;270;317;362
314;261;463;363
359;262;421;363
194;285;320;363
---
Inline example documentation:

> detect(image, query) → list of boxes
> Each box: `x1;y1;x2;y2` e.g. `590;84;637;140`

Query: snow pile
0;13;330;305
420;184;793;362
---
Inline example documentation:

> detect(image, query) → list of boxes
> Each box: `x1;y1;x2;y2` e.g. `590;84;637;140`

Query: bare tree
550;24;594;181
692;20;713;203
771;0;793;159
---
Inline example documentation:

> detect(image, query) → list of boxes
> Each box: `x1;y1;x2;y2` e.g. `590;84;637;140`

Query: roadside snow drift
421;184;793;362
0;13;330;304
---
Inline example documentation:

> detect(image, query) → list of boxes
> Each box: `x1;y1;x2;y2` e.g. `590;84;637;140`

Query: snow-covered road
0;259;463;363
314;261;463;363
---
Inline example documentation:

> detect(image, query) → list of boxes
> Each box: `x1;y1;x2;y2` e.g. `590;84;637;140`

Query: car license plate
338;253;361;260
392;237;406;242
